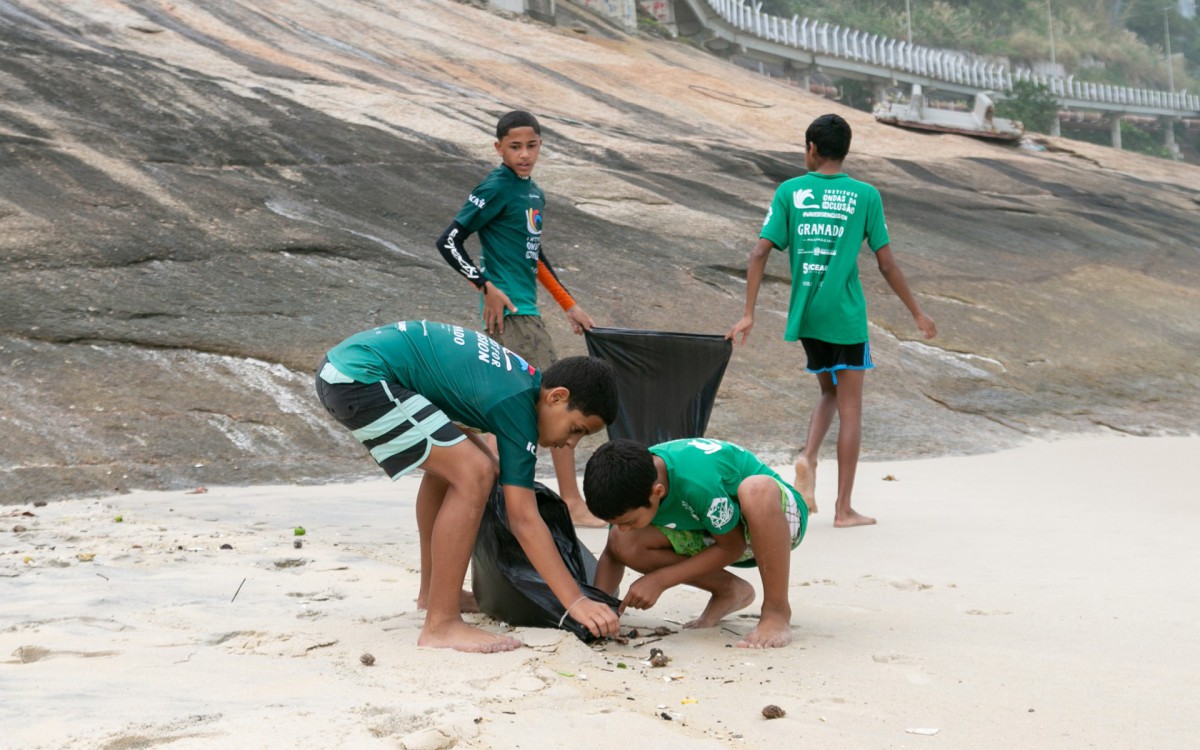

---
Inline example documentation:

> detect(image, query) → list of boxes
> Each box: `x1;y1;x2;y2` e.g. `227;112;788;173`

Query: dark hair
496;110;541;140
583;439;657;520
805;113;852;160
542;356;618;424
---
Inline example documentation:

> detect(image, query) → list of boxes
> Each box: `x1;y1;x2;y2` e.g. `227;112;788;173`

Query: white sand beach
3;434;1197;749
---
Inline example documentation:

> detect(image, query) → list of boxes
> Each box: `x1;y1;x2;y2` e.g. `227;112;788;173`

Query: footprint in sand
8;645;121;663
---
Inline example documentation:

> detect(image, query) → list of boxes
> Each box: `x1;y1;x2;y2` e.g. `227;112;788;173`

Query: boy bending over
583;438;808;648
316;320;620;653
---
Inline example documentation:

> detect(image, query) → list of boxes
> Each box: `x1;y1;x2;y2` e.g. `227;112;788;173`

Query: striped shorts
315;359;465;478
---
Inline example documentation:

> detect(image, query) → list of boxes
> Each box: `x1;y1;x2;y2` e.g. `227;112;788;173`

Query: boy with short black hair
583;437;808;649
316;320;621;653
727;113;937;527
436;109;603;527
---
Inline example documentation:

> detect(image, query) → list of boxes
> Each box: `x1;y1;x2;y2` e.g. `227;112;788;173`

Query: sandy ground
3;434;1198;749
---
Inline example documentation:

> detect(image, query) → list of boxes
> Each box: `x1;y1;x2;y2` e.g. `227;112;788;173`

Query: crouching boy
583;438;807;648
316;320;621;653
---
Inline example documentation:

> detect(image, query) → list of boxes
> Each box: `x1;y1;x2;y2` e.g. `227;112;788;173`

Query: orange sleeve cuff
537;260;576;311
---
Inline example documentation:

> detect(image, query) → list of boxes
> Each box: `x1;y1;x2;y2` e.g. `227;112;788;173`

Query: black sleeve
435;220;489;289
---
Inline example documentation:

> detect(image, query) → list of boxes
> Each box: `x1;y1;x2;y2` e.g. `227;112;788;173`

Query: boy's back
325;320;541;487
761;171;889;344
650;438;786;535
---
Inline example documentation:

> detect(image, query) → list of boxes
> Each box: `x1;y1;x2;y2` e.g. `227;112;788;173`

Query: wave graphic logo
525;208;542;235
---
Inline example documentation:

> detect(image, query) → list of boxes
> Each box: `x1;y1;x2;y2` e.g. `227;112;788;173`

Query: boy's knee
739;476;782;511
453;450;497;498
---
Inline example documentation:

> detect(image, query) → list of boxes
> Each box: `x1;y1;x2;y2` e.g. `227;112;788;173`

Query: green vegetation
995;79;1060;133
758;0;1199;92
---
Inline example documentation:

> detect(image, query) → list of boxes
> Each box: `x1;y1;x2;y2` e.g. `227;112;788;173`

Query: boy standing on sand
726;113;936;528
583;438;807;648
315;320;621;652
435;110;604;528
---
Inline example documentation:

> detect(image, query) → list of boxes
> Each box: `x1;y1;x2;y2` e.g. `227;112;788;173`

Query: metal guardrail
704;0;1200;116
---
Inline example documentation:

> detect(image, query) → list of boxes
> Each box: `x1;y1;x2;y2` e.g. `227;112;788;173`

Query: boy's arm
503;484;620;637
620;527;746;613
726;237;776;345
874;244;937;339
435;220;517;335
536;251;593;335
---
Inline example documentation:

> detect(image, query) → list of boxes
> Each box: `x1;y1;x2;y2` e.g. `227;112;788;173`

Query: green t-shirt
454;164;544;318
649;438;786;536
760;171;890;344
326;320;541;488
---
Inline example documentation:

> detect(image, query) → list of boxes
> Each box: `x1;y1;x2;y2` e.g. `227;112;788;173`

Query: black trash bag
585;327;733;444
471;481;618;643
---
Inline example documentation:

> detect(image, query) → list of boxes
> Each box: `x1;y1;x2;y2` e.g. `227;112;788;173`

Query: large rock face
2;0;1197;503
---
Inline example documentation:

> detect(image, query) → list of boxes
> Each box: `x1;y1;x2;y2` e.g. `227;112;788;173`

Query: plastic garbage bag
471;482;618;642
584;327;732;444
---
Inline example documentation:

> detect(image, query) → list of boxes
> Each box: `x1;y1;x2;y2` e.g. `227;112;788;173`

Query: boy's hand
564;304;594;335
619;573;668;613
481;282;517;336
571;598;620;638
726;314;754;345
915;312;937;340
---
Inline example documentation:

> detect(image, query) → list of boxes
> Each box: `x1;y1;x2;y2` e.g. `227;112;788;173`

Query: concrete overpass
650;0;1200;152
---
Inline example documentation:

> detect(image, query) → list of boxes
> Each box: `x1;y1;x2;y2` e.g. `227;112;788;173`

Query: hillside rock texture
2;0;1198;503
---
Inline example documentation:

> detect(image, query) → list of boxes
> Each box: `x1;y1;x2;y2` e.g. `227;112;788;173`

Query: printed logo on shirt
762;206;773;227
468;193;486;210
526;441;538;456
687;438;722;455
707;496;735;528
793;188;820;209
503;347;537;376
525;208;542;235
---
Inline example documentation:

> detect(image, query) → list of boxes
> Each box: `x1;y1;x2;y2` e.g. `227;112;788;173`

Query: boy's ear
544;385;570;406
650;481;667;503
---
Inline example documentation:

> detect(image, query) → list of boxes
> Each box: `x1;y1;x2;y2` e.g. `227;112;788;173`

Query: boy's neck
811;157;845;175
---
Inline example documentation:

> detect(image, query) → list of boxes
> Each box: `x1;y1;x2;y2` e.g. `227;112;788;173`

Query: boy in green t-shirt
316;320;621;653
583;438;808;648
435;110;603;528
727;113;937;528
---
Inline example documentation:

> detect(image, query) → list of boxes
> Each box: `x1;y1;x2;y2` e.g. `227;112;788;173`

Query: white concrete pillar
1162;117;1181;159
1109;115;1122;150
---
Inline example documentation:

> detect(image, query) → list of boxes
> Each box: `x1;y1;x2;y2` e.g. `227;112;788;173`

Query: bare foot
794;456;817;514
564;496;607;528
418;619;521;653
834;509;877;528
683;577;756;629
736;609;794;649
416;589;479;614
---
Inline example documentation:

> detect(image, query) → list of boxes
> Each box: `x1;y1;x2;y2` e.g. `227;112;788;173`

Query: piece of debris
12;525;26;533
652;625;676;636
220;543;233;550
762;704;786;719
293;539;303;549
649;647;670;667
185;487;208;494
906;727;940;736
294;526;306;536
882;474;897;481
360;653;376;666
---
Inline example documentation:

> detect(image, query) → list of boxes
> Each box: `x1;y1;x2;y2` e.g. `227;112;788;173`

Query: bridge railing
705;0;1200;114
